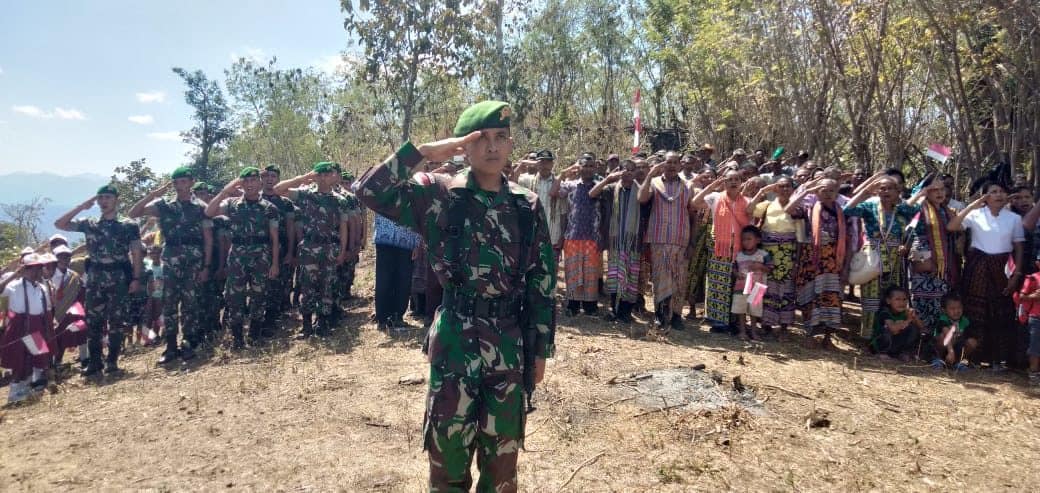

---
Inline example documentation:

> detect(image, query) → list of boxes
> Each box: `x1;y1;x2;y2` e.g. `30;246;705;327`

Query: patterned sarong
650;243;688;315
564;239;601;302
762;231;797;326
607;250;641;303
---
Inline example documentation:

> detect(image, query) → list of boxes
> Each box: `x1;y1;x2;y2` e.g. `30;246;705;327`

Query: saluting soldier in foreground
54;184;144;376
356;101;556;492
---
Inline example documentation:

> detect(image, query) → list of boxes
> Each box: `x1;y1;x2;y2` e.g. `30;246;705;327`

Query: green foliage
110;158;159;217
173;67;234;184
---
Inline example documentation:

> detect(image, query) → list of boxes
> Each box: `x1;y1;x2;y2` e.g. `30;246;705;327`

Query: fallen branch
761;384;813;400
589;396;634;412
556;450;607;492
632;403;685;418
364;422;391;428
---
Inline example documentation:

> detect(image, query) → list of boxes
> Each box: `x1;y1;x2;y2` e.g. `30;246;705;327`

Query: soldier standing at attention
356;101;556;492
274;162;350;339
54;184;144;376
260;165;296;335
128;166;213;364
205;167;280;348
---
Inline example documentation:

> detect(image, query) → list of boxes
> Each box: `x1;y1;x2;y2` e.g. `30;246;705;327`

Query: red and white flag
21;332;50;356
926;143;951;163
632;89;641;154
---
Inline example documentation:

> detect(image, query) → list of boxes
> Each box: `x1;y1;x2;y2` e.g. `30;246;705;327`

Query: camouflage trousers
224;245;271;327
424;312;525;493
198;277;224;335
297;241;338;316
339;259;358;299
265;250;293;320
85;266;132;359
162;248;203;345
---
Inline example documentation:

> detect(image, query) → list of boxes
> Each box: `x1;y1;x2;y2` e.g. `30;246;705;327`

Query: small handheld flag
926;144;951;164
22;332;50;356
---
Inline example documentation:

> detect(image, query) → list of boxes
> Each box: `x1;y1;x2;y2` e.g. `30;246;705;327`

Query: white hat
53;245;73;256
38;253;58;264
21;253;45;266
19;247;34;257
49;234;68;244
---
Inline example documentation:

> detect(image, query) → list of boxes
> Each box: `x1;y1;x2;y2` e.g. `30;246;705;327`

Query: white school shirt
962;207;1025;255
2;278;51;315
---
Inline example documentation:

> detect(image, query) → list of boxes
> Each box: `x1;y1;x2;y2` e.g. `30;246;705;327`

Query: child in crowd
1014;263;1040;387
138;245;163;345
930;294;976;371
732;225;772;341
871;286;923;362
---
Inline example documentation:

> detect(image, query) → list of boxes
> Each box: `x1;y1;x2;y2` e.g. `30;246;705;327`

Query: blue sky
0;0;349;176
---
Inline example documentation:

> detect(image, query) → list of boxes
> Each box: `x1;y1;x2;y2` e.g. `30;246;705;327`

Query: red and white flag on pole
632;89;641;154
21;332;50;356
926;143;951;163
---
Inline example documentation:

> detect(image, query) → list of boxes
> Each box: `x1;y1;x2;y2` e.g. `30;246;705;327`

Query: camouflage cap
341;170;355;181
262;164;281;175
313;161;336;174
239;166;260;179
171;166;194;180
453;100;511;137
96;184;119;196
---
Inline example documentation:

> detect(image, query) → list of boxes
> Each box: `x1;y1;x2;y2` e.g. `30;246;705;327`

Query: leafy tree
110;158;159;217
0;197;51;246
173;67;233;184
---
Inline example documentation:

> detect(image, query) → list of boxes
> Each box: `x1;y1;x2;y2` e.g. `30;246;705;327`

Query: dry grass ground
2;257;1039;492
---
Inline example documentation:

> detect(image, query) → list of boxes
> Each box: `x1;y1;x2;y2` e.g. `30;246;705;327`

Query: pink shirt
644;178;692;246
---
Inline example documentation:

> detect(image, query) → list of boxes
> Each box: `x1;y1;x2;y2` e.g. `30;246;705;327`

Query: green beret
96;184;119;196
341;170;355;181
171;166;194;180
262;164;281;175
191;182;209;191
239;166;260;179
313;161;336;174
453;101;511;137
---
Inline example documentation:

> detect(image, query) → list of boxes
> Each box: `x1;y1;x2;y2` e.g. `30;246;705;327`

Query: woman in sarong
948;181;1025;369
907;179;960;332
692;170;751;333
747;177;798;337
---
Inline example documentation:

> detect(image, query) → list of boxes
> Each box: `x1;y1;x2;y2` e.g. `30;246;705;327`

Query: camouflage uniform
356;144;556;492
262;192;296;327
334;191;363;308
70;217;141;371
150;196;211;350
221;197;279;343
288;188;350;335
199;216;230;338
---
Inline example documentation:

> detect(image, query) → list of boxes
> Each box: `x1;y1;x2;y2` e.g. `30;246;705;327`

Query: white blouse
962;208;1025;255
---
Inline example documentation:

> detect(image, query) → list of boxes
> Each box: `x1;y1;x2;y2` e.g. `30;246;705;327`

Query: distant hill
0;172;110;242
0;172;111;205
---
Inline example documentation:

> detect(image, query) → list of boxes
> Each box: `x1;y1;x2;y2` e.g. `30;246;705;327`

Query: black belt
164;237;203;247
304;236;339;244
442;291;520;319
90;261;130;271
232;235;271;246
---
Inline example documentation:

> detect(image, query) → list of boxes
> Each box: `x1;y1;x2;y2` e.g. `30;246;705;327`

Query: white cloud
230;46;266;63
54;107;87;120
136;91;166;103
12;105;50;118
313;53;360;76
147;131;182;141
128;115;155;125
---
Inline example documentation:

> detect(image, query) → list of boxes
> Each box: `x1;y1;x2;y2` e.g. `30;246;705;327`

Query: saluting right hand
80;196;97;209
417;131;483;163
967;194;989;211
604;170;625;183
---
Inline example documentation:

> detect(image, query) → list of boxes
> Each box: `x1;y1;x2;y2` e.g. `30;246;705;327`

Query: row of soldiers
51;162;364;375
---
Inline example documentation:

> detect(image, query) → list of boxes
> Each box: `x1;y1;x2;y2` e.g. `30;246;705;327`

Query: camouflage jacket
70;217;141;266
149;197;212;255
221;197;279;247
356;143;556;358
288;189;349;243
262;193;296;246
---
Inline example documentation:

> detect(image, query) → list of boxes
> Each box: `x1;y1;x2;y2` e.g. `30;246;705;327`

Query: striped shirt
518;173;562;244
644;178;692;246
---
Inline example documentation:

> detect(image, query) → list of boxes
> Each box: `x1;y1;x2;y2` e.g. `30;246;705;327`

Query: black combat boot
296;313;313;340
158;331;180;365
104;332;124;374
180;339;195;361
247;319;263;343
315;314;331;337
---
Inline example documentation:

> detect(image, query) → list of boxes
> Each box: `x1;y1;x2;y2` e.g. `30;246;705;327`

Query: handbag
848;208;896;285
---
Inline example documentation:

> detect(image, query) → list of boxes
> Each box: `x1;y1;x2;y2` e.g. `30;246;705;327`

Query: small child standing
732;225;772;341
871;286;923;362
930;293;977;370
1013;265;1040;387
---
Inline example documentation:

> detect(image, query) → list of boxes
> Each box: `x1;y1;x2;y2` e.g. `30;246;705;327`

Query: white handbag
848;243;881;285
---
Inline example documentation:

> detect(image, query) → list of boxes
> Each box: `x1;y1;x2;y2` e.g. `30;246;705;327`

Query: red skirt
0;312;50;380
